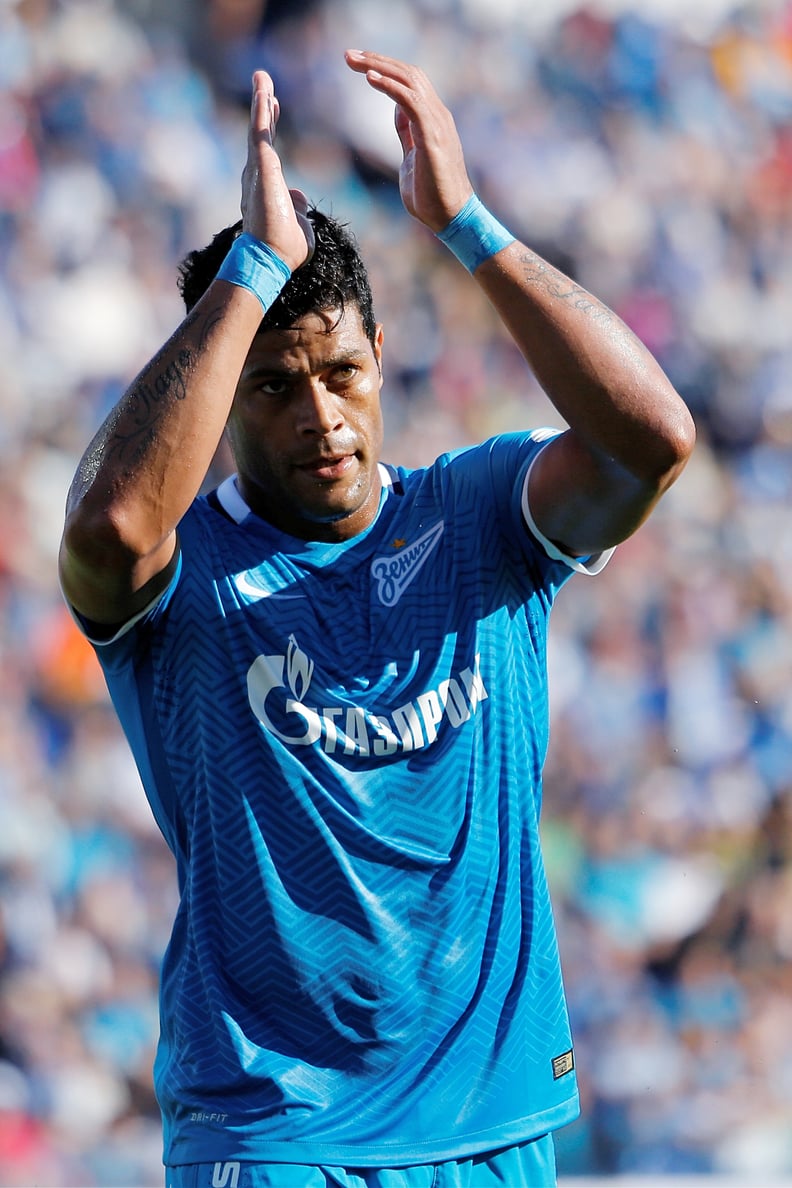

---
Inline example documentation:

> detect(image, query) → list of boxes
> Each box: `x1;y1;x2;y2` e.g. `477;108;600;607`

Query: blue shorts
165;1134;556;1187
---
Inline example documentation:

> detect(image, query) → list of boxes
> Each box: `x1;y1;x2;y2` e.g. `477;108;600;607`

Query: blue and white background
2;0;792;1184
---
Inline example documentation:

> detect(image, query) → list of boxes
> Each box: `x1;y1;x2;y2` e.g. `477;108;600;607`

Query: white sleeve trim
521;431;615;576
62;585;164;646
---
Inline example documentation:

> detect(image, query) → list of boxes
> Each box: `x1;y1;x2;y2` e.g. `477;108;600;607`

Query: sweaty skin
60;50;694;626
59;70;314;626
228;307;385;541
344;49;695;554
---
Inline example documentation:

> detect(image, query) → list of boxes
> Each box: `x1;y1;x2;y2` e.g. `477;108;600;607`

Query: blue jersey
83;431;604;1169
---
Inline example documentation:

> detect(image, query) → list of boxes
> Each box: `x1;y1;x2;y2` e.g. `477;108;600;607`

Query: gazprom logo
247;635;488;755
371;521;444;606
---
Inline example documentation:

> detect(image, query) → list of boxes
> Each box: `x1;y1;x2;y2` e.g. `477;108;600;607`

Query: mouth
294;453;356;481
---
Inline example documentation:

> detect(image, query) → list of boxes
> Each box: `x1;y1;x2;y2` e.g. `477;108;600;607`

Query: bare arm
473;245;695;552
346;49;695;554
59;71;313;625
59;287;264;624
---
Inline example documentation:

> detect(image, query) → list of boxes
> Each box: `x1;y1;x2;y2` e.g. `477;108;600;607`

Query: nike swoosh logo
233;571;305;602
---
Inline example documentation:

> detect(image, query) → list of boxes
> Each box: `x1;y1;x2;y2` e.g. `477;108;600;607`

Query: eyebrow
244;348;371;381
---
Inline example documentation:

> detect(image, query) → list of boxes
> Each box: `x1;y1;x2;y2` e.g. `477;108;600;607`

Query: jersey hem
163;1095;580;1168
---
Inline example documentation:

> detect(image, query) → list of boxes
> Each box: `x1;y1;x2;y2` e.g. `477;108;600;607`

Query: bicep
58;530;179;628
525;429;668;556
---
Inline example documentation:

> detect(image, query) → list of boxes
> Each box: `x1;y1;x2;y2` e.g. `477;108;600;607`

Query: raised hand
345;50;473;231
242;70;314;269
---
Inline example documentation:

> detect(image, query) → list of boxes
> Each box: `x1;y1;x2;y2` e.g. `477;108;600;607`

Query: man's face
227;304;385;541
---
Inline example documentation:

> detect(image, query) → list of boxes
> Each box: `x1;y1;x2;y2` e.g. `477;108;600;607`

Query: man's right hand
241;70;314;270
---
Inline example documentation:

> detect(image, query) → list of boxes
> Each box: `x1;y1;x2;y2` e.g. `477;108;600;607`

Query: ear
373;323;384;380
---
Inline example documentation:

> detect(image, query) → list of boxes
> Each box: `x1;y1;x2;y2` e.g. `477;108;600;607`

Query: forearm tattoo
518;250;614;321
106;347;194;465
525;249;653;370
105;303;222;466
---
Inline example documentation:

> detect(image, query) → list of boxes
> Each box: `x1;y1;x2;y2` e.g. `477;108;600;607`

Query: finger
249;70;278;146
297;212;315;264
344;48;414;80
394;105;414;155
289;187;310;217
344;49;414;91
287;188;314;264
345;52;434;129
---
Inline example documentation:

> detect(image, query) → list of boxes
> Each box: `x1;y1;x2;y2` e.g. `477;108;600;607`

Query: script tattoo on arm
517;248;641;347
106;303;223;467
107;346;195;465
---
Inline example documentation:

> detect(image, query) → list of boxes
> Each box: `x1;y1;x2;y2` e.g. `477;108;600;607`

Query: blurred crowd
2;0;792;1183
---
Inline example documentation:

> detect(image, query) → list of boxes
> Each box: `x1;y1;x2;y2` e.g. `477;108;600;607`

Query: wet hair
177;208;377;346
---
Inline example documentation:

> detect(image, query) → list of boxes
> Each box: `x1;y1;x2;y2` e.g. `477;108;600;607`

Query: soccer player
59;50;695;1188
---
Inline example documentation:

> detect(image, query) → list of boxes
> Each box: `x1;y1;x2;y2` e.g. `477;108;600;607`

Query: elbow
656;403;697;491
608;400;696;505
61;499;146;576
58;502;131;619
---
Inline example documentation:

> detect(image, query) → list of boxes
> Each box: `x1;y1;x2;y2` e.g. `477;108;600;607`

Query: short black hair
177;208;377;346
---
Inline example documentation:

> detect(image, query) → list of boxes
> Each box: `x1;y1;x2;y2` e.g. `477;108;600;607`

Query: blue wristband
216;232;291;313
436;195;515;273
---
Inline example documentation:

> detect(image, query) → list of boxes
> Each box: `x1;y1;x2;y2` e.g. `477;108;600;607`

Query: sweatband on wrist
216;232;291;313
436;195;515;273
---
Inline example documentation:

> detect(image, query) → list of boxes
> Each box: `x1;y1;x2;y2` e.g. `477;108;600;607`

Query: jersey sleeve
65;534;186;675
520;429;614;576
440;431;613;605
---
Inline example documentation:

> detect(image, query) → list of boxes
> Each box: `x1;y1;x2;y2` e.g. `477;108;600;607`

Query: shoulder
381;433;564;545
383;432;565;567
386;431;559;489
419;431;562;504
441;430;559;476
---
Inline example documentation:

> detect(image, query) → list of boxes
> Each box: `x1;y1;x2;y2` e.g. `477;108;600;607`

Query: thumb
289;188;315;266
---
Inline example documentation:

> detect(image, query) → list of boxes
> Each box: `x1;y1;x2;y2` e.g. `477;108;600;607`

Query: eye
258;378;290;395
330;363;359;386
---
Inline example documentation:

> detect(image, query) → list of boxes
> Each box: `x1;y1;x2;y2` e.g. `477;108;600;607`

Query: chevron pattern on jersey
96;433;581;1166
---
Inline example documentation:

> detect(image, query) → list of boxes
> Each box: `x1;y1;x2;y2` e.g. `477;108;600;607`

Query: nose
294;381;345;436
